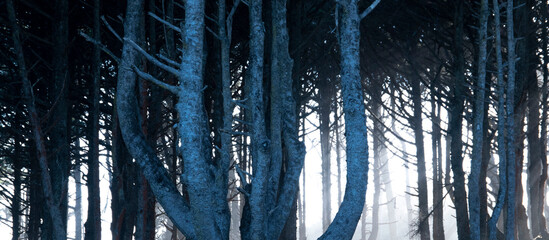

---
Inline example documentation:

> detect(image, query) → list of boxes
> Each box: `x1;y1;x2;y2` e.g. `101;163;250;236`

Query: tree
318;0;378;239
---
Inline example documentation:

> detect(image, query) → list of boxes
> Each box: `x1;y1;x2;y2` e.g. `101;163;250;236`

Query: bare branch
79;31;120;63
206;26;222;40
226;0;241;40
125;38;180;76
132;66;179;95
156;53;180;68
148;12;182;33
100;16;122;42
360;0;381;19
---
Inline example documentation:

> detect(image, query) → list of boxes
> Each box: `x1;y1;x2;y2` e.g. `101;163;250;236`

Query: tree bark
84;0;102;238
318;0;370;238
7;0;67;238
431;82;445;240
116;0;199;238
505;0;517;238
411;75;431;240
319;76;332;231
488;0;506;238
468;0;488;238
450;1;471;239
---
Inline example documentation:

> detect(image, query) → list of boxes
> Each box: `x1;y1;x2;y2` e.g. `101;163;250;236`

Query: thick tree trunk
116;0;199;238
243;0;269;239
266;1;305;238
318;0;370;238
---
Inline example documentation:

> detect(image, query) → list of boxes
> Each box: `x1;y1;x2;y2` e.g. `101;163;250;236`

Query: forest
0;0;548;239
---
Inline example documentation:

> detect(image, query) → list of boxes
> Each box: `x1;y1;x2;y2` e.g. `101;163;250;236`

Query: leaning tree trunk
7;0;66;239
116;0;201;238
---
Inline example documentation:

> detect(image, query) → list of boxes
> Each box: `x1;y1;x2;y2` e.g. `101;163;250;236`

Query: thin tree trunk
368;92;383;240
410;75;431;240
450;1;471;239
335;102;343;207
75;141;83;240
431;84;445;240
505;0;517;238
526;6;547;238
218;0;238;239
538;6;549;237
7;1;66;238
488;0;506;238
12;123;22;240
84;0;102;238
319;77;332;231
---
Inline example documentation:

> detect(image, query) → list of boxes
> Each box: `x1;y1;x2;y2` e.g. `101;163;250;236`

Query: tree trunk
431;83;445;240
318;0;370;238
7;0;66;239
526;3;548;237
505;0;517;237
411;75;431;240
84;0;102;238
75;141;83;240
368;89;383;240
488;0;506;238
243;0;269;239
468;0;488;238
319;76;332;231
11;123;22;240
116;0;199;238
266;0;305;238
450;1;471;239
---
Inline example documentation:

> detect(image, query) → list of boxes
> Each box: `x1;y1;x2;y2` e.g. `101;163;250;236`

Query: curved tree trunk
318;0;371;239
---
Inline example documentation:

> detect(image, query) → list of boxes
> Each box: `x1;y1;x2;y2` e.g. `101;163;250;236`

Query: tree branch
125;38;180;76
147;12;182;33
132;66;179;94
360;0;381;19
